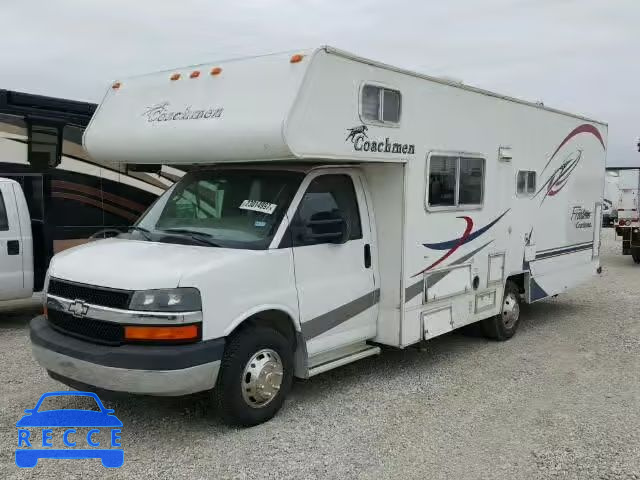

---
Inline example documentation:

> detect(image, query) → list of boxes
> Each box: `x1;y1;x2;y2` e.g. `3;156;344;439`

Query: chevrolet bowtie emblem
68;300;89;318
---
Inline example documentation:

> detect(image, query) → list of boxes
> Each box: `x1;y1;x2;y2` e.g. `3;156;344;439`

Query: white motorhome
30;47;607;426
614;168;640;262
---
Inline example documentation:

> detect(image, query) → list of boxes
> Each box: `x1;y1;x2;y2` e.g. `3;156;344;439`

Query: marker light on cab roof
111;81;121;90
190;70;201;78
210;67;222;76
290;54;304;63
170;73;181;81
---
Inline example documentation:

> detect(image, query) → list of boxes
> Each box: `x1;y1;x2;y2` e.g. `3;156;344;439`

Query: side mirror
303;211;348;244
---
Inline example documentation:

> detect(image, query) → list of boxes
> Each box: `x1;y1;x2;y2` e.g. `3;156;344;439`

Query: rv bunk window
517;171;536;195
361;85;401;124
0;191;8;230
427;154;485;209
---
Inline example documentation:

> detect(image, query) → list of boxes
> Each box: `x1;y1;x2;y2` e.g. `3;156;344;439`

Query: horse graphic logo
346;125;368;143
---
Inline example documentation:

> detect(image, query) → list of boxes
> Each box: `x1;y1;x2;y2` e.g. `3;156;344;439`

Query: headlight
129;288;202;312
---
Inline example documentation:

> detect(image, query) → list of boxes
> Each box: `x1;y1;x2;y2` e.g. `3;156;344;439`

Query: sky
1;0;639;166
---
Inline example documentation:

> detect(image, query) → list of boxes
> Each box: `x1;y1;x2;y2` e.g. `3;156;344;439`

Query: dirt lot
0;229;638;479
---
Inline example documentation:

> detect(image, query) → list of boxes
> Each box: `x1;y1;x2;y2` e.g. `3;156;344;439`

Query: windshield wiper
159;228;222;247
128;225;153;241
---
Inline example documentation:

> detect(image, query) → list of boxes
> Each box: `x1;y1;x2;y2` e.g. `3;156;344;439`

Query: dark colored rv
0;90;172;291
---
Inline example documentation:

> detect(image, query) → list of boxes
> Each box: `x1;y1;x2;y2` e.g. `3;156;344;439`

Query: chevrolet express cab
30;47;607;426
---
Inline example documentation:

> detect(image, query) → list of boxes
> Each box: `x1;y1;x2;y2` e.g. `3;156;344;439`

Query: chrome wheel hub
241;349;283;408
501;292;520;329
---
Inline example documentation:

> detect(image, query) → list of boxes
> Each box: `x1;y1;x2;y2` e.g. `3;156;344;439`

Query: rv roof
119;46;605;127
322;47;606;127
83;46;606;166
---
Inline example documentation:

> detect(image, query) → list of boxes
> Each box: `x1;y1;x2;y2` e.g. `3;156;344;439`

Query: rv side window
427;154;485;209
361;85;401;124
517;171;537;195
459;157;484;205
428;156;457;206
527;171;536;193
0;191;8;231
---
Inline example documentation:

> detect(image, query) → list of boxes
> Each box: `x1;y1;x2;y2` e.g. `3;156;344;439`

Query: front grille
47;309;124;345
48;278;132;309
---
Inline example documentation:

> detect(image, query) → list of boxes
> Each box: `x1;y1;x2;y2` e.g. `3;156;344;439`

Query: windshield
135;169;304;249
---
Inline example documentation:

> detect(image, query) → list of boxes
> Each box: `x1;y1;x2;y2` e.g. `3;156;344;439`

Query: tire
632;252;640;264
215;325;293;427
481;281;521;341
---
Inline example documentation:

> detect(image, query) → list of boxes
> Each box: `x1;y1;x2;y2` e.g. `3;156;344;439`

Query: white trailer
603;170;620;226
30;47;607;426
614;168;640;261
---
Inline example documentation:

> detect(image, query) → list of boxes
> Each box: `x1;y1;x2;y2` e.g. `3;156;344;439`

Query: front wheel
632;251;640;264
481;281;521;341
215;326;293;427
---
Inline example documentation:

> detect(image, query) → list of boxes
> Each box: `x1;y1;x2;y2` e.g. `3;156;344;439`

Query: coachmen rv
29;47;607;426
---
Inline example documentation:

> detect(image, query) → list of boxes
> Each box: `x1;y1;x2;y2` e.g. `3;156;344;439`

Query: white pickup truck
0;177;33;301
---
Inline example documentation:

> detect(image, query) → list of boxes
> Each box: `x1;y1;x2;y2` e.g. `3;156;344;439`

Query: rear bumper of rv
29;315;224;396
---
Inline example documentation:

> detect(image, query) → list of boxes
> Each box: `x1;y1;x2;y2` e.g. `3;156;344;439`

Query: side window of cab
286;175;362;247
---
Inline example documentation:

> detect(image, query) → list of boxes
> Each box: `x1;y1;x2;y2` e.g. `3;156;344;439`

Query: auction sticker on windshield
239;200;277;214
15;391;123;468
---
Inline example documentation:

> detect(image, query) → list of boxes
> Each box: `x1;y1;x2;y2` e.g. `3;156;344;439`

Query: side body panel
0;179;32;299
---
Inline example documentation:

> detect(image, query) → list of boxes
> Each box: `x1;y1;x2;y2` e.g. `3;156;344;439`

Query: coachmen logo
142;102;223;124
346;125;415;155
68;300;89;318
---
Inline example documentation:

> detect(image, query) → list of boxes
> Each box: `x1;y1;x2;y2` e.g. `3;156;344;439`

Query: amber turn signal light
290;54;304;64
124;324;200;342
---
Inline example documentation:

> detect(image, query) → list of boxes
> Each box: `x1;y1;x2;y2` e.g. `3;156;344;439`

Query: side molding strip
302;289;380;340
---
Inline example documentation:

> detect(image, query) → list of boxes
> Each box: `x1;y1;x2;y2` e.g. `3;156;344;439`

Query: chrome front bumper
30;316;224;396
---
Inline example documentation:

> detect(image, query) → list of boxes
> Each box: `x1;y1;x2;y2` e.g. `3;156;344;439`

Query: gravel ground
1;229;638;479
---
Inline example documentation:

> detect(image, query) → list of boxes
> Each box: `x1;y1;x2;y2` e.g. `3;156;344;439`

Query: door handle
364;243;371;269
7;240;19;255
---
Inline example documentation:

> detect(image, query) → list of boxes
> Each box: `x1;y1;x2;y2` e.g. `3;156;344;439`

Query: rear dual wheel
481;281;521;341
215;326;293;427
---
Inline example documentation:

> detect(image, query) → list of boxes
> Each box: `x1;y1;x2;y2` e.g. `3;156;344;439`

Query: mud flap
524;273;548;303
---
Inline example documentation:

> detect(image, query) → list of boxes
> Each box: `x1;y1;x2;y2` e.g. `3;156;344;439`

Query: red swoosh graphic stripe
542;124;605;173
411;216;473;277
52;180;147;213
52;192;139;221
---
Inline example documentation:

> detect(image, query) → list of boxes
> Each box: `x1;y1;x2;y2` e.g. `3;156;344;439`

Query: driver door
285;171;378;357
